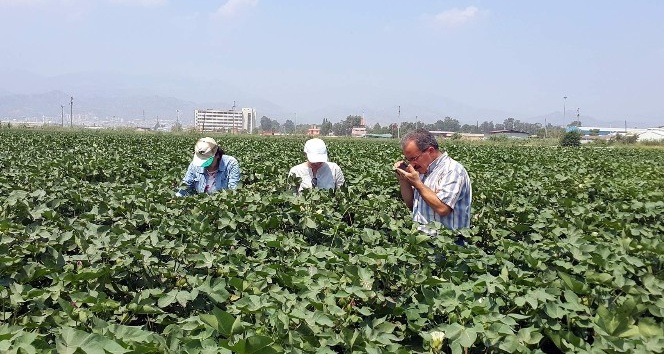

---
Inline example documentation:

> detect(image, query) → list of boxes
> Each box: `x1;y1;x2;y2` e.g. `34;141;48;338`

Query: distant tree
368;122;391;134
343;115;362;135
541;125;565;138
331;122;344;136
560;130;582;147
479;121;495;133
328;115;363;136
260;116;272;132
171;121;182;132
460;124;479;133
320;118;333;136
503;117;515;130
569;120;582;127
347;115;362;127
612;134;638;144
589;129;600;136
439;117;461;131
295;123;309;134
389;123;399;138
283;119;295;134
399;122;417;135
271;119;281;133
370;123;382;133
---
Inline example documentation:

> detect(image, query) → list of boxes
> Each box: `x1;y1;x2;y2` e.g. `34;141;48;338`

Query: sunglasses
312;177;318;187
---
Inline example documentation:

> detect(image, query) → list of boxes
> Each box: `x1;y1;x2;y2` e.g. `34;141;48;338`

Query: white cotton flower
430;330;445;350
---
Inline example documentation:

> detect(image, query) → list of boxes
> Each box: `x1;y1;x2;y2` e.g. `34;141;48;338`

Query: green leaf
245;335;277;354
227;335;276;354
106;324;152;343
498;334;519;352
56;327;104;354
99;337;130;354
545;302;565;319
157;290;177;308
456;326;477;348
198;277;230;303
638;318;664;337
176;290;191;307
304;217;317;229
517;326;543;345
595;305;634;336
200;307;243;337
558;271;588;294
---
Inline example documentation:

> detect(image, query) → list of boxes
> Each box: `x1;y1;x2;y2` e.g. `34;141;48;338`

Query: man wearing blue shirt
394;129;472;236
176;137;240;196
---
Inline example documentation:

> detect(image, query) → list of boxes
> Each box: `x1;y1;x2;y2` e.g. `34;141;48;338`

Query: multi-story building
307;125;320;136
194;108;256;133
351;126;366;137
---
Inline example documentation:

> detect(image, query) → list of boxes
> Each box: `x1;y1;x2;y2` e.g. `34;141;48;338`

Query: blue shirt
176;155;240;196
412;152;472;234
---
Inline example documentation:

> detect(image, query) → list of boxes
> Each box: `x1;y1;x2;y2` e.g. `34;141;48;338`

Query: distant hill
0;90;196;124
0;70;657;128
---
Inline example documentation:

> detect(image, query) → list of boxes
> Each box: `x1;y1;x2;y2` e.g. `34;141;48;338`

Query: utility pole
544;117;548;138
577;108;580;125
61;105;64;127
70;96;73;127
202;111;206;132
232;101;236;134
563;96;567;125
397;105;401;139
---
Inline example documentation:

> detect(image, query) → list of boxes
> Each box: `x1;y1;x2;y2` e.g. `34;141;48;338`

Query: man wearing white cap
288;138;344;192
176;137;241;196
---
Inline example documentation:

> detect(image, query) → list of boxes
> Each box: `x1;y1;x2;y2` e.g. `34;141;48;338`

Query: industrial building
194;108;256;133
566;126;647;136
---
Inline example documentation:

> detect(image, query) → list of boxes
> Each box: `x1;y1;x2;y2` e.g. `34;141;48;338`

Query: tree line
260;115;569;138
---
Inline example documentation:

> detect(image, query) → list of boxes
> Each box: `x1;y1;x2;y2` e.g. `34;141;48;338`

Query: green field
1;129;663;353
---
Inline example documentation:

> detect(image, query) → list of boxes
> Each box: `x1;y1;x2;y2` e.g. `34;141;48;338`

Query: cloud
212;0;257;19
430;6;480;28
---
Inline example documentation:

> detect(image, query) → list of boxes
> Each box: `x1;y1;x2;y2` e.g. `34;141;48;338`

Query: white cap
192;137;218;166
304;138;328;163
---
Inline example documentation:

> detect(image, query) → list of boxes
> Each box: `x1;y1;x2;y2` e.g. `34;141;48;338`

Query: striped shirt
412;152;472;235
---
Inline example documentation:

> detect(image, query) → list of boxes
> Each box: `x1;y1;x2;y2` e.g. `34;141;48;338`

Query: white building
570;126;647;136
637;128;664;142
351;126;366;137
195;108;256;133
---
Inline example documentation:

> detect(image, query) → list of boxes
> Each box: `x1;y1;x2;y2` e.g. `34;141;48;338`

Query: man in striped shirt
394;129;472;236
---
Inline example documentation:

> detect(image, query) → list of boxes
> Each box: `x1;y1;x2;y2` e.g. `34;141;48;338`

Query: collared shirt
176;155;240;196
412;152;472;234
288;162;345;192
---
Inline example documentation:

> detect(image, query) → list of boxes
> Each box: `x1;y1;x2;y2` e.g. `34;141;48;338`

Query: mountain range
0;70;655;128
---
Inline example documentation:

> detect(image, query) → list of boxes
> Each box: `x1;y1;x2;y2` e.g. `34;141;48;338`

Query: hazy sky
1;0;663;125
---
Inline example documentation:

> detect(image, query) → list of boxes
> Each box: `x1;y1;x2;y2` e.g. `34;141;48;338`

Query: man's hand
393;161;407;180
393;161;421;185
